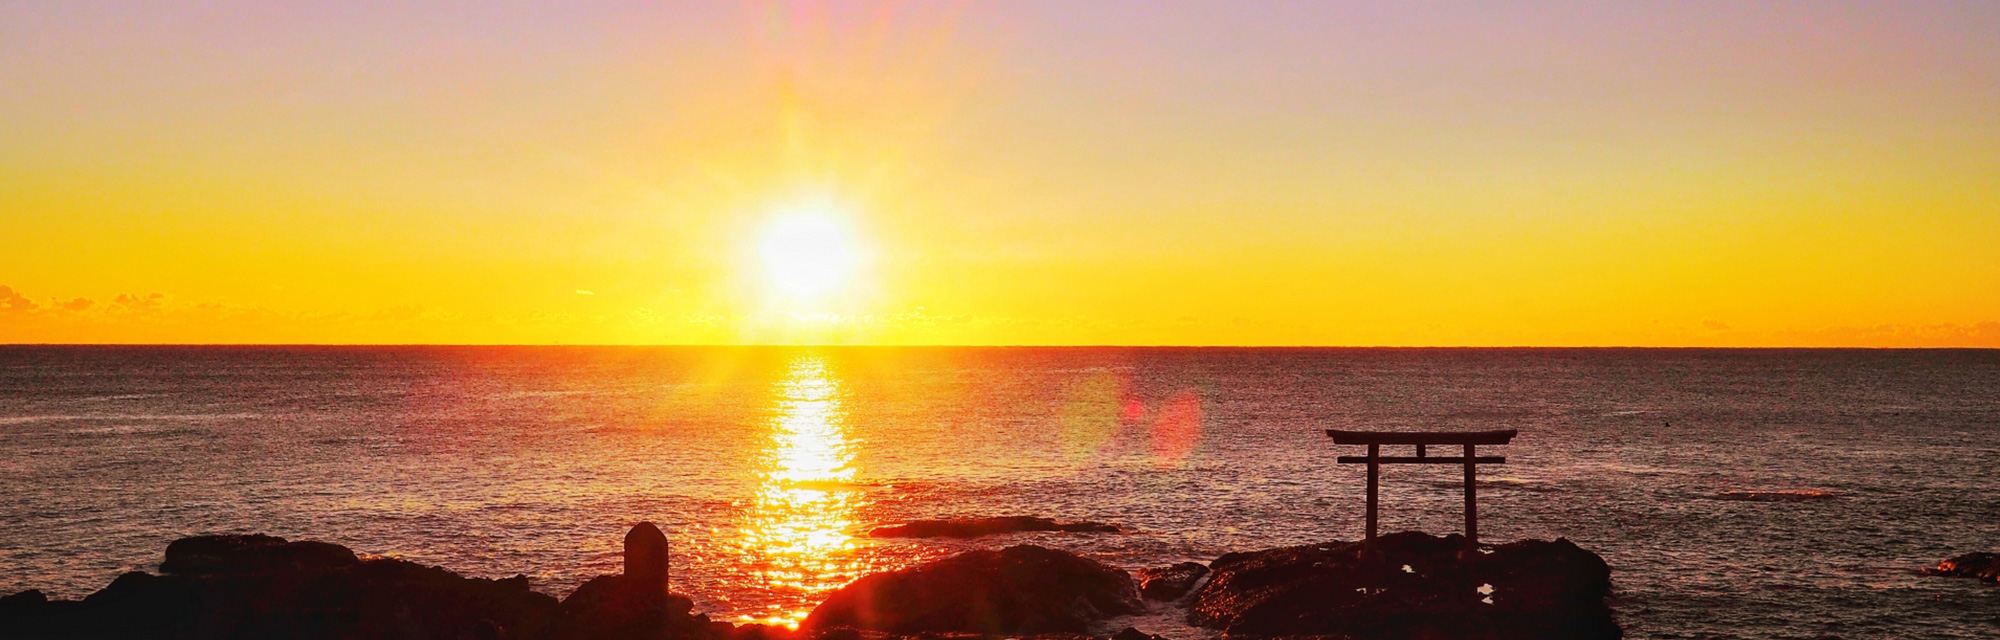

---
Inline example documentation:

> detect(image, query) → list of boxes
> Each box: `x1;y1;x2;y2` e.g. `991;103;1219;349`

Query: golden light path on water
733;356;870;629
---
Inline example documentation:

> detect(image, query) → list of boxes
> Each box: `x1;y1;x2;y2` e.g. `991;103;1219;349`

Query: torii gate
1325;429;1518;546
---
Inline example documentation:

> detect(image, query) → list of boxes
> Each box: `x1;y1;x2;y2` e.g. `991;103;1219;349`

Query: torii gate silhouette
1326;429;1518;548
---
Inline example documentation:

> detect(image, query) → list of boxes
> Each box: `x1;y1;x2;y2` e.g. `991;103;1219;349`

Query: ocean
2;346;1996;638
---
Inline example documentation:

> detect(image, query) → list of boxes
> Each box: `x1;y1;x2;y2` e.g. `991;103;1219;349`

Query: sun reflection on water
733;355;870;628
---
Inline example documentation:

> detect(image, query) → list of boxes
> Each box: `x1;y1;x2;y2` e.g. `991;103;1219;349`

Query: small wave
77;394;166;402
63;424;204;437
1422;477;1559;493
494;390;599;399
1706;489;1843;502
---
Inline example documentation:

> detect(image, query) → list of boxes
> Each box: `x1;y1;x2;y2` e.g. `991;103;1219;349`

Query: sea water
2;346;1996;638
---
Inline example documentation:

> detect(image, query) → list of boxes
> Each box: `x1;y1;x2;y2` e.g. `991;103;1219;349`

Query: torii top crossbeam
1326;429;1518;546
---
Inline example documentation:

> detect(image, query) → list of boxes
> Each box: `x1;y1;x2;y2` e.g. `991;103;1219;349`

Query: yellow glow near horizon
758;210;861;304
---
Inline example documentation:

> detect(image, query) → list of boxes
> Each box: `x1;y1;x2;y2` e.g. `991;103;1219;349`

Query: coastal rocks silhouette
866;516;1121;539
803;544;1144;635
1923;552;2000;582
1187;531;1620;640
0;528;1626;640
0;526;773;640
1;534;570;639
1135;562;1208;601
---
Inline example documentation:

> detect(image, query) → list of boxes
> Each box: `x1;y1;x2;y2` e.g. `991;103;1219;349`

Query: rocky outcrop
562;573;713;640
867;517;1120;539
158;534;360;575
1;527;1628;640
2;538;569;639
1135;562;1208;601
0;525;782;640
1188;531;1619;640
1924;552;2000;582
803;545;1144;635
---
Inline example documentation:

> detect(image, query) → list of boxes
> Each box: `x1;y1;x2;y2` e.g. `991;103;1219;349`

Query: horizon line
3;343;1997;350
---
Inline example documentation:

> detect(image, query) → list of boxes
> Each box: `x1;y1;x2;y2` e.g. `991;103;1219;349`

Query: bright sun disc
759;212;858;300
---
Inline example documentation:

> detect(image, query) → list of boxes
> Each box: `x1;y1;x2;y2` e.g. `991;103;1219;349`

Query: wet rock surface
803;544;1144;635
1136;562;1209;601
867;517;1121;539
1188;531;1619;640
1924;552;2000;582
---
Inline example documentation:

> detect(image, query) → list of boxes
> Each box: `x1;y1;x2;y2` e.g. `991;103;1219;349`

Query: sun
758;210;860;302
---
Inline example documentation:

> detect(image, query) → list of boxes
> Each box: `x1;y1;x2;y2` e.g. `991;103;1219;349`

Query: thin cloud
0;286;36;314
112;293;166;309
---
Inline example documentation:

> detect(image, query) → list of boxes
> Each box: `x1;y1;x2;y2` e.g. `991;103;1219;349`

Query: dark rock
0;589;48;610
1136;562;1208;601
1924;552;2000;582
562;573;705;640
803;544;1145;635
626;522;671;595
1111;626;1166;640
1187;531;1619;640
867;517;1120;539
3;537;569;640
159;534;359;575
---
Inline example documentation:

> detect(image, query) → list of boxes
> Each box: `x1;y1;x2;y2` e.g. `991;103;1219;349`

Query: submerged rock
803;544;1144;635
1136;562;1209;601
1924;552;2000;582
867;516;1121;539
1188;531;1619;640
1707;489;1840;502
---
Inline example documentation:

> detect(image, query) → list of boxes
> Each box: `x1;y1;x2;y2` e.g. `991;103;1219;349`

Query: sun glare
758;212;859;302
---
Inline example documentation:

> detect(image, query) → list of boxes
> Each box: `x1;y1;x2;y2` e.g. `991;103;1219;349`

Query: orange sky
3;1;1998;346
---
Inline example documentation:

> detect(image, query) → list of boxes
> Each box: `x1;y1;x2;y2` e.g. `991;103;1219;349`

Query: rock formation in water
803;544;1145;635
867;516;1121;538
1187;531;1620;640
1135;562;1208;601
1924;552;2000;582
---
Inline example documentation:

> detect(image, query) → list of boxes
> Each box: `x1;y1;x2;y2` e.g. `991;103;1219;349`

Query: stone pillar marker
624;522;669;595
